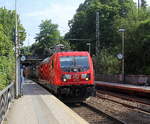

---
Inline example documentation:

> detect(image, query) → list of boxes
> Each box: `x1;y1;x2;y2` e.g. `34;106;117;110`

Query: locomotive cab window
60;56;89;72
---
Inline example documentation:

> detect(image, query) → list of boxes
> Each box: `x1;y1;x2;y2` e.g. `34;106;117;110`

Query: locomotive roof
55;51;89;56
40;51;89;65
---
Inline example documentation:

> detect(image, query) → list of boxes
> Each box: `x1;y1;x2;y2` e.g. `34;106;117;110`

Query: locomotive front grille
72;74;79;79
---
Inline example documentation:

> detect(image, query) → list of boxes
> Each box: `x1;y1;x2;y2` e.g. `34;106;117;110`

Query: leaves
66;0;150;74
31;19;70;58
31;20;60;57
65;0;135;54
0;8;26;45
0;24;15;90
95;48;120;74
0;56;15;90
0;8;25;90
0;25;14;56
35;20;60;46
125;19;150;74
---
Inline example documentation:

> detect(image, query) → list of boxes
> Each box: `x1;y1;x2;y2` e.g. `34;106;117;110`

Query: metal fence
0;83;15;123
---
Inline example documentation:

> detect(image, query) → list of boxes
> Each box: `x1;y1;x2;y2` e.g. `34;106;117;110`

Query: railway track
97;90;150;105
96;90;150;114
34;79;125;123
34;80;150;123
68;102;125;124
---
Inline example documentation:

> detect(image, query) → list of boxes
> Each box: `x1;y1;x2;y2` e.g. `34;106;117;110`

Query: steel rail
83;102;126;124
96;90;150;105
96;90;150;114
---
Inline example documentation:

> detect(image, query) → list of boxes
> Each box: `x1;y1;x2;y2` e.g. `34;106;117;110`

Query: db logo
73;74;79;79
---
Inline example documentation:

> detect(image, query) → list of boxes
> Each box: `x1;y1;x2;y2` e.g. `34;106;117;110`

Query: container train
34;51;95;101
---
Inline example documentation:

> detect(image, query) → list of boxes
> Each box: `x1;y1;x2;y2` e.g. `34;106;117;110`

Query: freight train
33;51;95;101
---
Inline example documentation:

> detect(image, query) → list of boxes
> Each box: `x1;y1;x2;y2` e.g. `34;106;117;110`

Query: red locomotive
37;51;95;101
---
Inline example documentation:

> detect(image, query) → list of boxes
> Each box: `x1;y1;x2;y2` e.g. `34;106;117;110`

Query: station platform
95;81;150;94
3;80;88;124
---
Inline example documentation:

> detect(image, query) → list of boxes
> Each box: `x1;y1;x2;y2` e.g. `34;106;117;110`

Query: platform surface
3;80;88;124
95;81;150;93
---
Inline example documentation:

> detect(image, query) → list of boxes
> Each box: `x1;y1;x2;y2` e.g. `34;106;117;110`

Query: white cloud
24;0;150;46
26;2;79;36
23;1;84;46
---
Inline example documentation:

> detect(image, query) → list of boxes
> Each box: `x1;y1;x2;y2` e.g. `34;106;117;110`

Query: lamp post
96;12;100;57
18;30;24;96
15;0;20;98
86;43;91;54
118;28;125;82
138;0;140;14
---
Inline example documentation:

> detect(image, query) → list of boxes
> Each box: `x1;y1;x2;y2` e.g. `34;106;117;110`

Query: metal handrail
0;82;15;124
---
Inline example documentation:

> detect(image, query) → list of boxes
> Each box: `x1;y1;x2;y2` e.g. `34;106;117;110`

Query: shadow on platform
23;79;50;95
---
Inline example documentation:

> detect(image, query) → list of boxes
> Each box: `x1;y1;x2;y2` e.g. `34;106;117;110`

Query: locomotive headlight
85;78;89;81
81;73;90;80
62;74;71;82
63;78;67;82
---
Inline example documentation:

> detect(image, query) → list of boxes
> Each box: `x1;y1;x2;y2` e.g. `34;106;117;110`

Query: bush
0;56;15;90
0;25;15;90
94;48;120;74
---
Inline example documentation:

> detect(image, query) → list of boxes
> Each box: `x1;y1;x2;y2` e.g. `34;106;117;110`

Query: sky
0;0;150;46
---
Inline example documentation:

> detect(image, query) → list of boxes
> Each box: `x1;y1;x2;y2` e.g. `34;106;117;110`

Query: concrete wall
95;74;123;83
95;74;150;85
125;75;150;85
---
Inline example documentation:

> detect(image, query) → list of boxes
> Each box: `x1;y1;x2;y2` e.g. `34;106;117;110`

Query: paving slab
3;80;88;124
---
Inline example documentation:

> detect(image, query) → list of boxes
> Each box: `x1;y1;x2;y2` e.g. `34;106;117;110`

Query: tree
35;20;60;46
0;25;15;90
32;19;67;57
20;46;31;56
65;0;136;74
66;0;150;74
0;25;13;56
95;48;120;74
0;8;26;90
125;19;150;74
65;0;135;54
114;4;150;74
141;0;147;8
33;20;60;57
0;7;26;45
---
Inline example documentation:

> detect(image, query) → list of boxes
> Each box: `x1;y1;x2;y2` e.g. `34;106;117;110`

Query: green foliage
35;19;60;46
0;8;26;90
65;0;134;53
59;37;71;50
143;66;150;75
94;48;120;74
20;46;32;56
66;0;150;74
0;8;26;45
114;4;150;74
125;19;150;74
0;25;15;90
0;56;15;90
141;0;147;8
65;0;135;74
0;25;14;56
33;20;60;57
31;19;70;58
